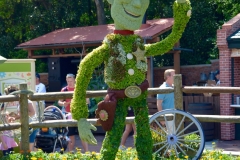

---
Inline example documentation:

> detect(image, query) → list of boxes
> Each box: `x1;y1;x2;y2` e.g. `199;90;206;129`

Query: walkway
74;134;240;156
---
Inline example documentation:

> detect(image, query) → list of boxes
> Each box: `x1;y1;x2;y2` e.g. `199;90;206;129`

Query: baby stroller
34;106;68;153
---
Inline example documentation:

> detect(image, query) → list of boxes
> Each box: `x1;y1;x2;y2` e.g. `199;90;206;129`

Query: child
4;85;37;151
0;112;18;156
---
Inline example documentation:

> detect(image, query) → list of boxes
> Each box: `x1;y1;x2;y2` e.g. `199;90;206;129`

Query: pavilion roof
16;18;174;50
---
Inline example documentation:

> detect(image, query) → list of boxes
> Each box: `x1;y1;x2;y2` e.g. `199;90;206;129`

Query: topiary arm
71;44;110;120
145;0;191;56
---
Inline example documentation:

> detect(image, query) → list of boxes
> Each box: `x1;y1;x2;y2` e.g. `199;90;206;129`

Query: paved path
73;133;135;153
205;139;240;156
73;134;240;156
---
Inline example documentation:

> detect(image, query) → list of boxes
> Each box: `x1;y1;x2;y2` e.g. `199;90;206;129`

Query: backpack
63;87;68;92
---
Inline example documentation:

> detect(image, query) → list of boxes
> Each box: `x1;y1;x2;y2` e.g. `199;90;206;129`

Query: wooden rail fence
0;75;240;152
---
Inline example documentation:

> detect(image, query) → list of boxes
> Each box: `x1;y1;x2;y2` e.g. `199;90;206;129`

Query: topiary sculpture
71;0;191;159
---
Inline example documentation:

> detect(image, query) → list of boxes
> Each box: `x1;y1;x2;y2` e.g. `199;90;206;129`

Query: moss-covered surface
71;0;191;160
103;34;147;89
145;0;191;56
71;44;110;119
100;91;152;160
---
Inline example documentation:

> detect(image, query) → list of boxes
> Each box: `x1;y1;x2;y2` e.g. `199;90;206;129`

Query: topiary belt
95;80;149;131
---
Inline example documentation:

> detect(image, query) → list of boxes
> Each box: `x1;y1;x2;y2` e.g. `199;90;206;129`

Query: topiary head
107;0;149;31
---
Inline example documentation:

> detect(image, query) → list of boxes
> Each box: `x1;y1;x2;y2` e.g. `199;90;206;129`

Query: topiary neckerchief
113;30;134;35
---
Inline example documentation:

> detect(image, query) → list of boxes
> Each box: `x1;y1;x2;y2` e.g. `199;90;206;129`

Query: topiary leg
134;104;153;160
100;101;128;160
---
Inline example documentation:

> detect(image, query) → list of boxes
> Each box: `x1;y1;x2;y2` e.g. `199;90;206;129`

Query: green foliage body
71;0;191;159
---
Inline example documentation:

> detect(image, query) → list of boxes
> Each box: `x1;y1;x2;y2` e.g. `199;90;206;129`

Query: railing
1;75;240;153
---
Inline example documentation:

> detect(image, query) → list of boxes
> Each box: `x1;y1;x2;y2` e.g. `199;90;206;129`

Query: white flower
128;69;134;75
127;53;133;59
187;10;192;17
103;37;110;45
136;61;148;72
116;43;126;65
117;43;124;54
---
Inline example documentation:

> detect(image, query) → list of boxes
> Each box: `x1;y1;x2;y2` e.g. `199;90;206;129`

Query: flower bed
1;147;240;160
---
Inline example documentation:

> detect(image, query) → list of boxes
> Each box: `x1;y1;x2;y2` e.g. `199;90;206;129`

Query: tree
94;0;106;25
0;0;239;71
150;0;225;67
214;0;240;22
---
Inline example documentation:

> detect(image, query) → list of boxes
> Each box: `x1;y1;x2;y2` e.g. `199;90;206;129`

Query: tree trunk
94;0;106;25
88;0;93;25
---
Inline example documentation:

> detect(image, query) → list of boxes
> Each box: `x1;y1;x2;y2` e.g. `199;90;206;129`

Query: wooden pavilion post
174;51;181;74
27;50;34;58
19;83;30;153
173;42;181;74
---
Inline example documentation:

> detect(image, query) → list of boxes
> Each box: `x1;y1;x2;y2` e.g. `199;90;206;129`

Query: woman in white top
35;73;46;108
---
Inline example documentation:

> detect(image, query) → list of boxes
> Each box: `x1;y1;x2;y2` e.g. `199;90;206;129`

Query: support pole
19;83;29;153
174;75;183;110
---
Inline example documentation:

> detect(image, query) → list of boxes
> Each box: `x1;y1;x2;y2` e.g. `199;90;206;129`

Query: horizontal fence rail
182;86;240;94
2;114;240;131
1;75;240;152
0;88;174;102
1;86;240;102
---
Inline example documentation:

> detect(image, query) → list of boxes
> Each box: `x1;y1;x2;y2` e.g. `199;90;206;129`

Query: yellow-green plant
2;148;240;160
184;133;200;149
183;133;201;158
151;125;167;154
70;0;191;160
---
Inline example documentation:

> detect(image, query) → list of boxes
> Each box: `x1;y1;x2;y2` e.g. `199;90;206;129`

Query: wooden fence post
174;75;183;130
19;83;29;153
174;74;183;110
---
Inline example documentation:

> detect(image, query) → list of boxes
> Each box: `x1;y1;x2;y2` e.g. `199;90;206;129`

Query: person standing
58;73;88;152
35;73;46;108
119;106;136;150
156;69;175;111
35;73;46;94
156;69;175;133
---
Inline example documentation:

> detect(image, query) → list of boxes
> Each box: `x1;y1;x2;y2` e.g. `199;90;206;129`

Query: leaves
0;0;239;70
150;0;238;67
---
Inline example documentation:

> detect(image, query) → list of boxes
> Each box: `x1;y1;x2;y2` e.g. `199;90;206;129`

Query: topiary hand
77;118;97;145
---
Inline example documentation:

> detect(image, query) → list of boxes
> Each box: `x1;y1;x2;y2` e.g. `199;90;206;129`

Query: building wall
217;13;240;140
41;60;219;89
153;59;219;87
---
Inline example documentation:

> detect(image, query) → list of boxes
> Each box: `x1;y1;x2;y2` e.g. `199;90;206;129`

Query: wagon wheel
149;109;205;160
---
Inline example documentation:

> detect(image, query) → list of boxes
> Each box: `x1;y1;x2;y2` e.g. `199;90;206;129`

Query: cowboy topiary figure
71;0;191;159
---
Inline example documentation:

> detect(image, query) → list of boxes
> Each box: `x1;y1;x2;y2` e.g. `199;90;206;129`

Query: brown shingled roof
16;18;174;50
